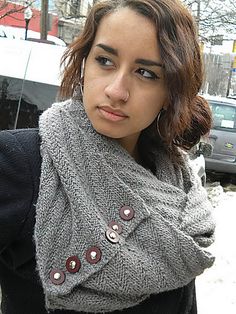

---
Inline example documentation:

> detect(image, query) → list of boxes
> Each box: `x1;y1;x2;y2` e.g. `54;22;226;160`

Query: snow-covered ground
196;183;236;314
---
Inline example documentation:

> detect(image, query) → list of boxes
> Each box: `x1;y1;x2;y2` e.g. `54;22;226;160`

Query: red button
85;246;102;264
66;256;81;273
108;221;123;234
119;205;135;221
49;269;65;285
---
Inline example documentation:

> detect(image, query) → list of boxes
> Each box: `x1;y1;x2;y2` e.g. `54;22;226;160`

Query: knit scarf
35;98;215;313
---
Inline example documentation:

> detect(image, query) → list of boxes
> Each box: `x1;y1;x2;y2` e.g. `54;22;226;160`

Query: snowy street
196;182;236;314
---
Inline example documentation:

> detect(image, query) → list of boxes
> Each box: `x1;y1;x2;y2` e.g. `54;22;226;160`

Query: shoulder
0;127;40;165
0;128;41;188
0;127;40;146
0;128;41;250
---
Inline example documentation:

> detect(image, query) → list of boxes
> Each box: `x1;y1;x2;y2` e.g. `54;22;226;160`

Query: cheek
83;74;106;102
83;78;101;107
138;90;167;115
134;92;167;127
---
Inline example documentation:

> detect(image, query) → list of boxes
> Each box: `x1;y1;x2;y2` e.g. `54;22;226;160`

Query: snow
196;183;236;313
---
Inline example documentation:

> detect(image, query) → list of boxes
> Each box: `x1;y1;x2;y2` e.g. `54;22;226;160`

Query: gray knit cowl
35;99;215;313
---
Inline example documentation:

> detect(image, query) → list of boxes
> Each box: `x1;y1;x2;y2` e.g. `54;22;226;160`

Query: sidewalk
196;187;236;313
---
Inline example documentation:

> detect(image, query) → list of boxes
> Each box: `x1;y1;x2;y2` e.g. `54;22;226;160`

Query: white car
0;25;66;46
0;38;65;129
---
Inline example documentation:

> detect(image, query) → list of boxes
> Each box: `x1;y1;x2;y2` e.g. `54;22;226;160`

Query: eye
95;56;114;67
136;68;159;80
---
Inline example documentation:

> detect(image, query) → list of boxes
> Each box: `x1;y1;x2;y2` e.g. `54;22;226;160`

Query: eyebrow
96;43;118;56
135;58;163;68
95;43;163;68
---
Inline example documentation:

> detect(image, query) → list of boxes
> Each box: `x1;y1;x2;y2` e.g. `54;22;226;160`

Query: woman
0;0;215;313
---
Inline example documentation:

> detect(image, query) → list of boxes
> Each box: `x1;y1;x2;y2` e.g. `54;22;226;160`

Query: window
0;75;58;130
209;102;236;133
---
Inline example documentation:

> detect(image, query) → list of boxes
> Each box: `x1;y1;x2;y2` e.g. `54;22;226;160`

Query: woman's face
83;7;167;153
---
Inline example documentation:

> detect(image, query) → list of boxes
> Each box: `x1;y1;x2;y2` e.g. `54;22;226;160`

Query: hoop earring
79;78;84;97
79;58;85;98
156;109;165;139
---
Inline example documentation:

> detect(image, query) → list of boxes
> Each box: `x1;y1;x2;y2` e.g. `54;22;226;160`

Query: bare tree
0;0;34;20
55;0;87;19
183;0;236;41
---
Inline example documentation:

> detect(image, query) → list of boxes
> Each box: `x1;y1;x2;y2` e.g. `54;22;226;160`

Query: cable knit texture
35;99;215;313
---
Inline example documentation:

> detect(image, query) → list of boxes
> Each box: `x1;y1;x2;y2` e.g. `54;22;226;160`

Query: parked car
204;95;236;178
0;38;65;130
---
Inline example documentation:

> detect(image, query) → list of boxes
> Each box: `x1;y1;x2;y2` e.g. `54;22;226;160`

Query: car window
209;102;236;133
0;39;64;130
0;75;58;130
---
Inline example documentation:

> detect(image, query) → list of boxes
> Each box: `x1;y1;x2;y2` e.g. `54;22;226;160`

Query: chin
92;125;122;139
95;129;123;139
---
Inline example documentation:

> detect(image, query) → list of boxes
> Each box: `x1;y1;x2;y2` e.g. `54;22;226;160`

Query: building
0;1;59;37
0;1;94;44
56;0;94;44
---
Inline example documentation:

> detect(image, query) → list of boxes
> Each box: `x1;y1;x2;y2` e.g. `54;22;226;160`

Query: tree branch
0;0;35;20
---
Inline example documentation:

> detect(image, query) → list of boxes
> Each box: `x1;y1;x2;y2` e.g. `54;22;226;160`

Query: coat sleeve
0;130;34;256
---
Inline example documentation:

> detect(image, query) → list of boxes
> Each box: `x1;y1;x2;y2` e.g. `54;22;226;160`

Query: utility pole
196;0;201;35
226;62;233;97
40;0;48;40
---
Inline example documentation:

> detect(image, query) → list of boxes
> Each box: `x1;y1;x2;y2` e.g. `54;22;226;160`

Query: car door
209;100;236;162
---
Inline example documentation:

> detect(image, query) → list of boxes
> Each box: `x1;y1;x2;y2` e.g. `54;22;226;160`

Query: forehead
92;7;160;59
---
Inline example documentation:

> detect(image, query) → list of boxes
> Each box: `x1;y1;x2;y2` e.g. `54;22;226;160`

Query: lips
98;106;128;122
99;106;127;117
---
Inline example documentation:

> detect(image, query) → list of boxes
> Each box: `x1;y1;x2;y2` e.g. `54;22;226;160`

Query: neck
116;133;140;162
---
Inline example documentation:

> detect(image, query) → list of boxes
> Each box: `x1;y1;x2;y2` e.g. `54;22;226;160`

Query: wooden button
108;221;123;234
119;205;135;221
66;256;81;273
106;228;120;244
85;247;102;264
49;269;65;285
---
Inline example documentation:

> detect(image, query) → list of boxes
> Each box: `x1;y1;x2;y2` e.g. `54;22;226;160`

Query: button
108;221;123;234
85;247;102;264
106;228;120;244
66;256;81;273
49;269;65;285
119;205;135;221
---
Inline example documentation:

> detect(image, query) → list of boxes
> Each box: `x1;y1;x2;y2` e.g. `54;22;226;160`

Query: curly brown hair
59;0;212;166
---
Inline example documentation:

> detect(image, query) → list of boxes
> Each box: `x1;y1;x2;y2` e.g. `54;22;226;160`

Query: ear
162;99;169;111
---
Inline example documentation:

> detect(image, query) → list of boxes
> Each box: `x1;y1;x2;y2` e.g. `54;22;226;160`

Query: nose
104;73;129;103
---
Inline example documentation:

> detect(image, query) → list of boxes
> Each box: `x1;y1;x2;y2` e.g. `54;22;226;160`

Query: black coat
0;129;197;314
